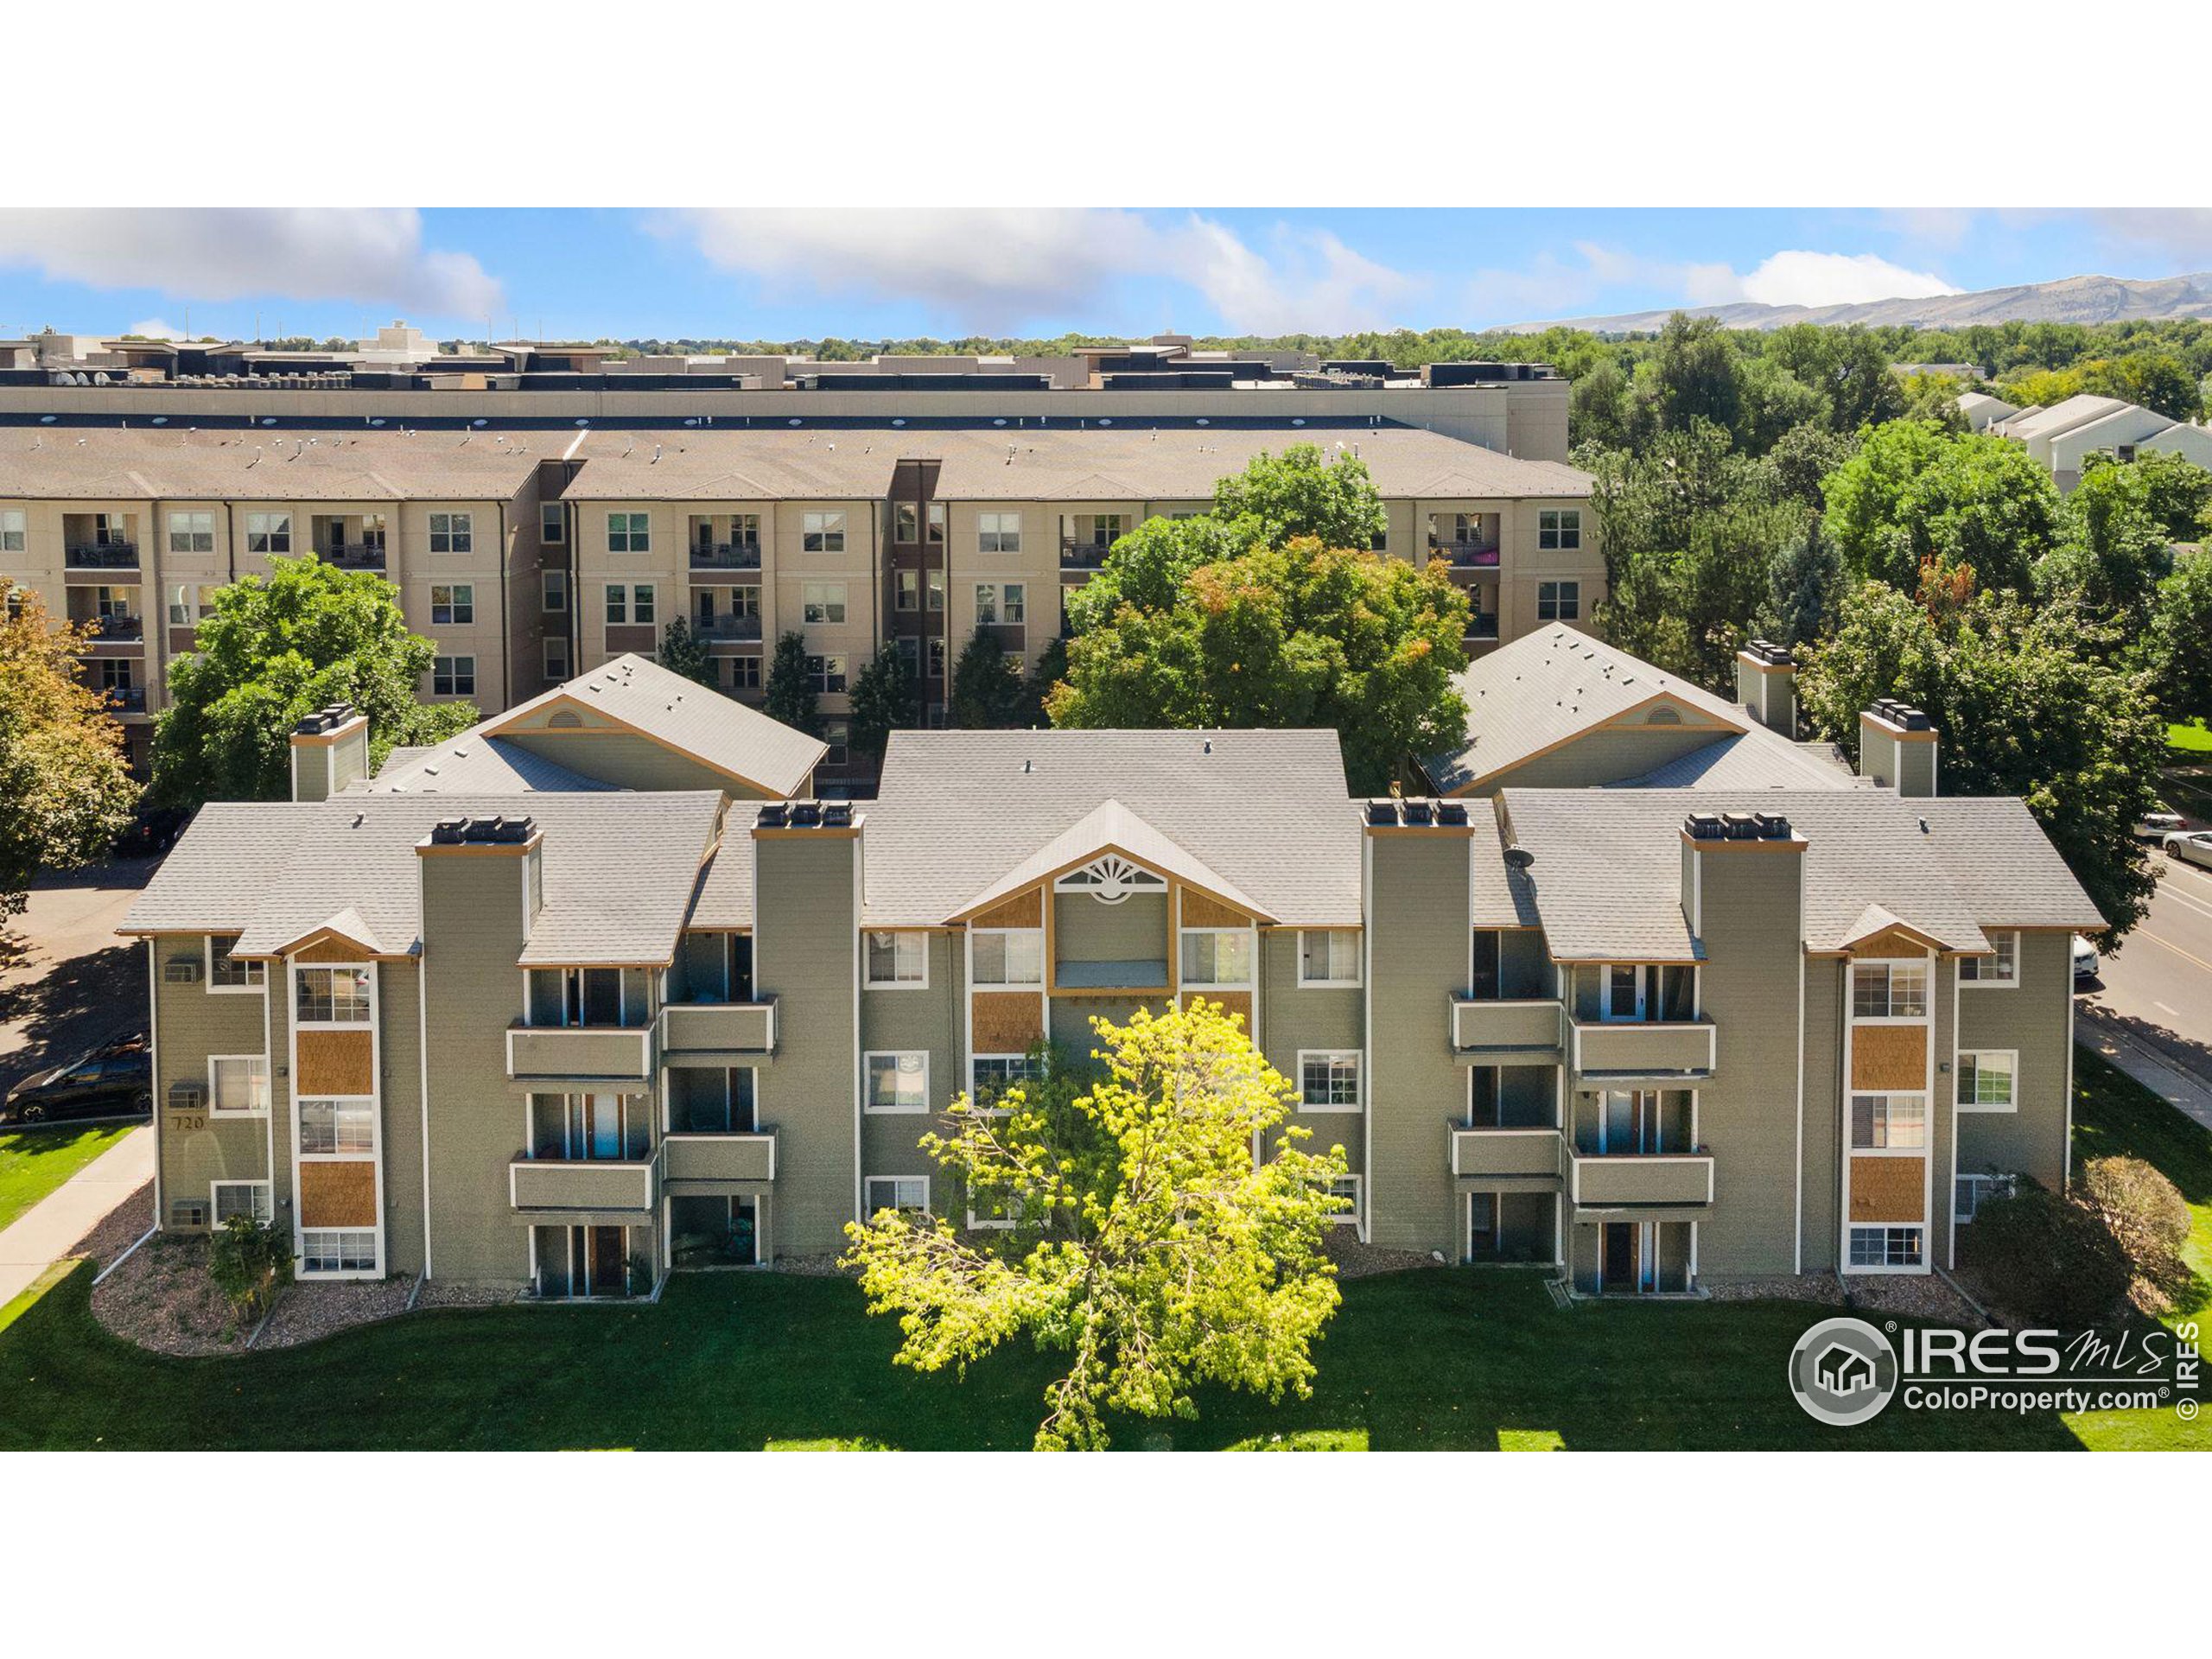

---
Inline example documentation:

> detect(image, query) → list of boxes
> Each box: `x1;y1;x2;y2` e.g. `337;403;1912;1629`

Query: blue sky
1;207;2209;344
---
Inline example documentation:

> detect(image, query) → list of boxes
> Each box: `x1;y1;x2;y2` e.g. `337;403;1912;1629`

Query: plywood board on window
299;1160;378;1228
972;889;1041;930
971;991;1045;1052
296;1029;375;1096
1848;1154;1924;1224
1851;1024;1926;1091
1185;989;1252;1033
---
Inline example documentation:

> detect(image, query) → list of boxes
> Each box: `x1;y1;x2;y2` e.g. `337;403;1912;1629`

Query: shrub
208;1215;294;1322
1968;1180;2131;1328
2075;1155;2191;1272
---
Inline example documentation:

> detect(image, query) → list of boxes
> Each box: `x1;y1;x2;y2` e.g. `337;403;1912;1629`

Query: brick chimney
1735;639;1797;738
289;703;370;802
1858;700;1938;798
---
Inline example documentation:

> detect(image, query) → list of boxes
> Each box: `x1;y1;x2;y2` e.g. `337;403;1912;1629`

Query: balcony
1567;1147;1714;1211
690;543;763;570
1465;615;1501;643
318;543;387;570
64;543;139;571
104;687;148;715
509;1150;658;1215
1569;1018;1717;1084
505;1022;656;1084
691;613;764;643
663;1131;778;1185
77;615;145;650
1430;539;1502;569
1060;537;1112;570
1449;1126;1566;1185
1450;996;1564;1057
660;998;777;1058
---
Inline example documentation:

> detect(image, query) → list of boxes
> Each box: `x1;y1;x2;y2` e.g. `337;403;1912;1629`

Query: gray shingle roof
359;734;616;795
1496;788;2081;962
864;729;1360;926
1618;734;1866;791
119;804;310;933
0;427;550;501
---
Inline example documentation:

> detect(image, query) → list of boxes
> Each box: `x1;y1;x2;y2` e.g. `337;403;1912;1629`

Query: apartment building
120;639;2097;1298
1959;390;2212;489
0;428;563;768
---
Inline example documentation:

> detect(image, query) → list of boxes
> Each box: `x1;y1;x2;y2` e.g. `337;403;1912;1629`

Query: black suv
2;1037;153;1125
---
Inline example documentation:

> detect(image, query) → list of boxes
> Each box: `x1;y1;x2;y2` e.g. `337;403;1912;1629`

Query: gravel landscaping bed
1325;1232;1440;1281
772;1254;853;1278
1705;1274;1847;1306
253;1274;416;1351
1846;1271;1985;1325
71;1178;154;1273
89;1232;252;1356
416;1279;525;1309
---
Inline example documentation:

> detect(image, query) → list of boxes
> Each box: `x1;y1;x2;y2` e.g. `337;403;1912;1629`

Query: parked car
2134;810;2187;842
111;805;190;861
1;1037;151;1125
2162;830;2212;873
2072;935;2101;987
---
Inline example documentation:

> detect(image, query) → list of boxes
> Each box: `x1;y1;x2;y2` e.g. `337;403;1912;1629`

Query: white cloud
662;208;1419;334
0;209;501;321
125;317;189;340
1736;251;1959;308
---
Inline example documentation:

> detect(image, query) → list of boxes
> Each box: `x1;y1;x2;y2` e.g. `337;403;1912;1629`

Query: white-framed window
607;511;651;553
1849;1092;1926;1149
894;569;919;613
894;503;918;543
300;1230;378;1274
1956;1050;2018;1112
1179;928;1253;987
927;502;946;543
1325;1173;1362;1225
0;509;22;552
1300;929;1361;987
1538;509;1581;550
428;511;473;554
926;569;945;613
865;1052;930;1115
168;511;215;555
1847;1225;1923;1268
802;511;846;553
1954;1172;2016;1223
802;582;848;625
971;929;1043;987
245;512;292;555
1959;931;2018;987
1852;960;1929;1019
863;1175;929;1216
542;569;569;613
207;933;264;991
430;582;474;626
978;512;1022;553
805;654;847;695
975;582;1027;626
1537;580;1580;621
168;582;204;626
433;655;475;697
208;1055;270;1115
298;1097;376;1155
543;637;570;682
539;502;565;545
295;966;371;1026
970;1054;1041;1106
1300;1051;1363;1111
864;931;928;988
212;1180;273;1226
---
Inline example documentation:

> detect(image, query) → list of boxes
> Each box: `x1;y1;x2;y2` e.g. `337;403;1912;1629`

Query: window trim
298;1227;380;1276
1325;1173;1362;1227
432;654;477;698
1297;1050;1364;1113
1850;959;1929;1022
802;581;849;626
1958;930;2019;988
207;1053;270;1116
297;1096;377;1156
1849;1091;1928;1151
863;931;930;990
863;1051;931;1116
969;1053;1041;1107
1179;926;1255;989
607;511;652;555
211;1179;273;1226
1847;1224;1924;1272
206;934;266;994
542;569;569;613
1298;928;1363;988
863;1174;930;1216
244;511;293;555
1955;1049;2019;1114
1954;1172;2015;1224
427;510;474;555
969;928;1044;988
1538;508;1583;551
801;511;848;554
978;511;1023;554
429;582;475;626
1536;579;1581;622
294;963;374;1028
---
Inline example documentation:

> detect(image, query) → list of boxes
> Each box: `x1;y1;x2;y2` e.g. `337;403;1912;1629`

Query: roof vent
431;814;535;845
1366;801;1399;828
1684;813;1727;841
790;802;823;829
755;804;788;830
1867;696;1933;731
1754;811;1792;839
1503;844;1535;869
1721;811;1760;840
292;702;358;736
1436;801;1469;827
1744;637;1794;667
822;803;853;829
1402;799;1434;828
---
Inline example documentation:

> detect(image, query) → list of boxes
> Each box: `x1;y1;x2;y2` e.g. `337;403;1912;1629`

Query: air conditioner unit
168;1199;209;1230
163;958;204;983
168;1081;207;1111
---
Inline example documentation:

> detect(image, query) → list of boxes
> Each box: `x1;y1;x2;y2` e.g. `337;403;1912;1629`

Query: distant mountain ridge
1504;271;2212;334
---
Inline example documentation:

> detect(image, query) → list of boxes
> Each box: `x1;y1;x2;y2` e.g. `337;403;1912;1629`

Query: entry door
1600;1090;1637;1153
1601;1222;1638;1292
580;1093;622;1160
1604;965;1646;1021
1469;1192;1497;1259
588;1225;626;1294
728;934;754;1002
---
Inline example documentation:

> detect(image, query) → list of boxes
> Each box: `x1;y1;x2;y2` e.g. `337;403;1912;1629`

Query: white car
2135;810;2186;842
2163;830;2212;873
2072;935;2100;986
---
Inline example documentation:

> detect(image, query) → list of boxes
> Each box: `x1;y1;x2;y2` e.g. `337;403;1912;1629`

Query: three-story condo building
121;635;2099;1296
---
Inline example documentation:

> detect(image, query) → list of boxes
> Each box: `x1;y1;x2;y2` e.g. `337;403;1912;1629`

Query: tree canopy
950;627;1027;728
760;630;821;736
151;555;477;807
842;1001;1349;1451
846;640;919;762
0;581;139;919
657;617;719;690
1821;421;2063;597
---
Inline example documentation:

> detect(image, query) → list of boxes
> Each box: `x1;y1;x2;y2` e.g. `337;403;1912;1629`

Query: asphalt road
2083;849;2212;1083
0;859;156;1097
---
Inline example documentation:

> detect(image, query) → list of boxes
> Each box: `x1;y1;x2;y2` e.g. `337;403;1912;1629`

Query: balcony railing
65;543;139;569
505;1021;656;1084
660;998;777;1058
1568;1018;1718;1083
1060;538;1112;569
662;1130;778;1184
1466;616;1501;642
1567;1147;1715;1210
691;613;764;642
81;614;145;643
509;1147;660;1215
105;687;148;715
318;543;387;570
1430;540;1502;568
690;543;763;569
1449;1125;1566;1182
1450;996;1564;1055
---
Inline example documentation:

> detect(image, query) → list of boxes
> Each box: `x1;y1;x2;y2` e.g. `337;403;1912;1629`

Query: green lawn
0;1122;137;1232
0;1058;2203;1452
2167;720;2212;755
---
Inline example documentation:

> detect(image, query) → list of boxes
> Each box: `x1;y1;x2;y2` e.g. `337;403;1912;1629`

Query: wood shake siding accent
296;1029;375;1096
971;990;1045;1052
1176;889;1250;929
1851;929;1931;960
1847;1155;1923;1223
1851;1024;1927;1091
296;938;372;965
1192;989;1252;1032
299;1160;378;1228
972;890;1042;930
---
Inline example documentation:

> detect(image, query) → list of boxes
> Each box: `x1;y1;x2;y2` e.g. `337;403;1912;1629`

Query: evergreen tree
760;630;822;736
847;641;919;762
950;627;1027;728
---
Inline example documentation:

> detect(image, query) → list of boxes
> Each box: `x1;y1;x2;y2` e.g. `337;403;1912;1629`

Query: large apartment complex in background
0;357;1593;777
120;634;2098;1299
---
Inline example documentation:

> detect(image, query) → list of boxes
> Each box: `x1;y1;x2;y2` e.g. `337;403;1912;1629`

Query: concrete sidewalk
0;1123;152;1306
2078;1005;2212;1133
